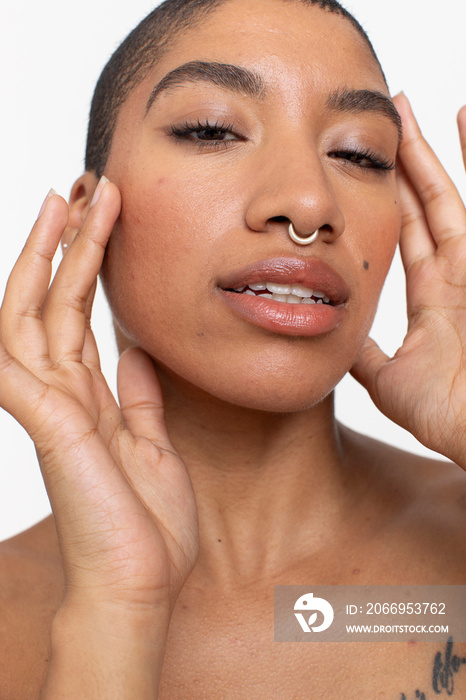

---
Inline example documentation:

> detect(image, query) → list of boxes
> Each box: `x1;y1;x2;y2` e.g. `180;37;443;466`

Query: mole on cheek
363;261;369;271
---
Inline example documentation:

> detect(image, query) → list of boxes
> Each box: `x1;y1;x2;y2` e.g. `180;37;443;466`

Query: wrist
57;596;171;643
41;598;171;699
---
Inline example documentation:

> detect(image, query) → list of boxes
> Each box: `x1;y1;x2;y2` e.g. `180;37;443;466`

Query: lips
217;257;349;337
219;257;349;305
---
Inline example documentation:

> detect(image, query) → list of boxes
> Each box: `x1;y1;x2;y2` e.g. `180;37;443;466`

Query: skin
0;1;466;698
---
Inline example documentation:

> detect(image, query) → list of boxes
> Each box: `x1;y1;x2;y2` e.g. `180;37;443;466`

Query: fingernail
38;188;57;218
90;175;110;208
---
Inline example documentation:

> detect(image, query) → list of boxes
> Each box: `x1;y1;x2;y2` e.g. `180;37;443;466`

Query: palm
40;357;197;604
352;96;466;466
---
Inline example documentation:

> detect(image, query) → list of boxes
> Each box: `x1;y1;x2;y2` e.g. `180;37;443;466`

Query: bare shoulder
0;517;63;699
339;425;466;582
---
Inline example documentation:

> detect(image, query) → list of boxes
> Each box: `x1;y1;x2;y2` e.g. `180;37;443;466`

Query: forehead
150;0;386;94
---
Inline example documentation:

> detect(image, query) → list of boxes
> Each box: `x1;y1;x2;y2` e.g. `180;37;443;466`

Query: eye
169;119;241;149
330;148;395;173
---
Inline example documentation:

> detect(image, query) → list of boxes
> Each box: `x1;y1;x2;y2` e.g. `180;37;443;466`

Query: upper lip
218;257;349;305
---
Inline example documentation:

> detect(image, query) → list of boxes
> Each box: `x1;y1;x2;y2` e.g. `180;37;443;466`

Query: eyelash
169;120;396;172
169;119;241;150
330;148;396;173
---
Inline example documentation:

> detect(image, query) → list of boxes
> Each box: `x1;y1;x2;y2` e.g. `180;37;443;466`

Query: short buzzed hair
85;0;383;177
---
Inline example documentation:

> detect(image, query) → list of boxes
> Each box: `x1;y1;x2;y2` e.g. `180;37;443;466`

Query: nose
244;140;346;245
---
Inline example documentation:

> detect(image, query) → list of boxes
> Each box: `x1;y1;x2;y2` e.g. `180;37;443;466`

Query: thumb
350;337;390;402
118;346;173;451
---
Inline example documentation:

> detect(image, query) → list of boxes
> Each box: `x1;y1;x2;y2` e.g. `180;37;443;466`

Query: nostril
318;224;334;241
269;216;289;224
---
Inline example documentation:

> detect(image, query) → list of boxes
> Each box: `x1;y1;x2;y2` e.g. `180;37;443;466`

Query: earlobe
61;171;99;250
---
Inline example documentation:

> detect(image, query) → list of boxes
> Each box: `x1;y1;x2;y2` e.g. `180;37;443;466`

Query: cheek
350;192;401;337
102;144;253;312
99;168;246;374
101;177;207;336
362;196;401;284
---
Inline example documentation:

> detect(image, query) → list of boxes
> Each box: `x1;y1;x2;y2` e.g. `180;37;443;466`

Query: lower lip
219;290;346;337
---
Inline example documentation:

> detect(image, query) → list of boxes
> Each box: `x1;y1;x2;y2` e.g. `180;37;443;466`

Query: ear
61;171;99;251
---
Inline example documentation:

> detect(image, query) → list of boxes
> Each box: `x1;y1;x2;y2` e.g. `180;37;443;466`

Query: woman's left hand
351;93;466;468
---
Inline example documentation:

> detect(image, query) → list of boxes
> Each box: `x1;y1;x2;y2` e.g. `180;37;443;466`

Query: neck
158;368;364;586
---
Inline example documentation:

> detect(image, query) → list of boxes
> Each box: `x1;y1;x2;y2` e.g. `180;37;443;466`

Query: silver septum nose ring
288;222;319;246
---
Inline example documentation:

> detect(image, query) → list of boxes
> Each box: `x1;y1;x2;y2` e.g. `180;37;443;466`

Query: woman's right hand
0;178;199;695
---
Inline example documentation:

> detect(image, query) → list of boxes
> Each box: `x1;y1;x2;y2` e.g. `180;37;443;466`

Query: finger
42;178;121;363
0;192;69;365
80;279;102;370
60;250;102;371
0;340;53;437
118;347;175;453
397;165;436;272
457;105;466;171
350;337;389;405
394;93;466;246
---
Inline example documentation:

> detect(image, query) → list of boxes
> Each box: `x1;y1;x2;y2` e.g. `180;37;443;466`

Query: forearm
40;601;170;699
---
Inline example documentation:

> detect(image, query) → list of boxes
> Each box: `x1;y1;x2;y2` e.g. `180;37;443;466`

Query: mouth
218;257;349;337
226;281;333;306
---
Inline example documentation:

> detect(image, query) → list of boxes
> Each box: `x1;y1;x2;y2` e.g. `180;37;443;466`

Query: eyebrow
145;61;265;112
145;62;403;142
327;87;402;141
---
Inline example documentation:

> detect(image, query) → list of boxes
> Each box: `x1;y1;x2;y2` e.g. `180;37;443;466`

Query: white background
1;1;465;540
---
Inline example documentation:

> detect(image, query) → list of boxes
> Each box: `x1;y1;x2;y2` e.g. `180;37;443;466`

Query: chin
216;373;344;413
156;351;352;415
221;387;336;414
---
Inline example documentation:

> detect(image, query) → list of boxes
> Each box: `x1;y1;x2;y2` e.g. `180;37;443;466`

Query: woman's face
100;0;401;412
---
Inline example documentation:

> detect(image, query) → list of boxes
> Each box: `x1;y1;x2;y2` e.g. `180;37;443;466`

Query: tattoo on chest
400;637;466;699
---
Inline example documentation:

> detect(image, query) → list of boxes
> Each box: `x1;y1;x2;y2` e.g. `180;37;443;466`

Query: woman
0;0;465;697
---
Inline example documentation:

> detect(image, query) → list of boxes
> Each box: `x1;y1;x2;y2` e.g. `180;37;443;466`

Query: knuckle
54;292;88;316
418;179;448;206
75;227;107;255
400;208;420;229
0;346;16;374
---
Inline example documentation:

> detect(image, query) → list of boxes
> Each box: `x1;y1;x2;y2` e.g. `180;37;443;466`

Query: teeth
235;281;332;305
266;282;292;295
291;284;314;298
270;293;318;304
